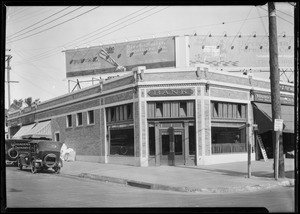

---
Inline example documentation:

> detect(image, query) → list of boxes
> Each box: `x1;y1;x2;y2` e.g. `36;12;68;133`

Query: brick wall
51;109;101;156
103;76;134;91
104;90;134;105
38;86;101;110
35;99;100;120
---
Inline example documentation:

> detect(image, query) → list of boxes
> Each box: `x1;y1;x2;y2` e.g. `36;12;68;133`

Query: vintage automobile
5;139;31;166
18;140;63;174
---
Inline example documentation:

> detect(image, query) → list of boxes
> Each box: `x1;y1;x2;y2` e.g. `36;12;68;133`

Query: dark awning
12;123;36;139
22;120;52;139
252;102;294;134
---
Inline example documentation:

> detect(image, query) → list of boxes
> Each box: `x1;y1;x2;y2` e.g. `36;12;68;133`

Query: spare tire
7;148;19;161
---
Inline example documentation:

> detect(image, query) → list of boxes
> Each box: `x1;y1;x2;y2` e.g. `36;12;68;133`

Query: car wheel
31;160;37;174
18;159;22;170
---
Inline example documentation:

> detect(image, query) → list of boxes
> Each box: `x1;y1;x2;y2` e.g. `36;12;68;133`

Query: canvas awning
252;102;294;134
12;123;36;139
22;120;52;139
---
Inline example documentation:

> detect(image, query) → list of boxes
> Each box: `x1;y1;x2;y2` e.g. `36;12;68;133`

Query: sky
4;3;295;109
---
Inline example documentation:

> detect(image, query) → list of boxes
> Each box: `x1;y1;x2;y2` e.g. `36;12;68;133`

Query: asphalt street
5;166;295;212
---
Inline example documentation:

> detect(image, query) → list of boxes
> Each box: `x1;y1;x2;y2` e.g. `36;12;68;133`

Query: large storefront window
148;101;194;118
106;103;133;123
110;128;134;156
211;101;246;119
211;127;246;154
211;101;247;154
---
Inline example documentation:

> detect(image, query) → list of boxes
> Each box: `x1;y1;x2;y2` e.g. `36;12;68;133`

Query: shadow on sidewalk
175;166;295;179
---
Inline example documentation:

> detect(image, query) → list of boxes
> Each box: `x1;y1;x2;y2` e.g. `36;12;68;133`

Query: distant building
7;35;294;166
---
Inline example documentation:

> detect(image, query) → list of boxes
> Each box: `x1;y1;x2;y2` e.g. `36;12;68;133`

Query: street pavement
60;158;295;194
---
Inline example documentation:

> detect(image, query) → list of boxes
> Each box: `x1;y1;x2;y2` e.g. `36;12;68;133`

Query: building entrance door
159;128;184;166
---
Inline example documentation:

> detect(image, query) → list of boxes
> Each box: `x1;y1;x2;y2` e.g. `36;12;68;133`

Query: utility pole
5;51;19;109
268;2;285;179
5;54;13;108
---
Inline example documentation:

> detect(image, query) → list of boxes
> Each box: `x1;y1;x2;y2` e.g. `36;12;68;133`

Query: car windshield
34;141;63;152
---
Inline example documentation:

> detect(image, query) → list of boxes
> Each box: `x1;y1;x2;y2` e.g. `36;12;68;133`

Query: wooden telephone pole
268;2;285;179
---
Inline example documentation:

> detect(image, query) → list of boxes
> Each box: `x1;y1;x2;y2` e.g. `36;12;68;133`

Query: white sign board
274;119;284;131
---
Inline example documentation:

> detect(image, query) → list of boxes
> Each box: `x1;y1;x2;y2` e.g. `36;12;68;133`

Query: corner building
7;35;294;167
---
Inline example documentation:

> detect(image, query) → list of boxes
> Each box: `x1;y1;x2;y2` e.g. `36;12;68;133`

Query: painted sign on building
189;35;294;69
253;92;294;105
65;36;175;77
147;88;194;97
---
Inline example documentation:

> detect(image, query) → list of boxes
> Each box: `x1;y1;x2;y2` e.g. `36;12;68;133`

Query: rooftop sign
189;35;294;69
65;36;175;77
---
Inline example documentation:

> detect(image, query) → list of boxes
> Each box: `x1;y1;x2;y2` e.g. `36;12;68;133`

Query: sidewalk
60;158;295;194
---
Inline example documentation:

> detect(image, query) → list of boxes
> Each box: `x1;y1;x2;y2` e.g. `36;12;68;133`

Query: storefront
252;91;295;159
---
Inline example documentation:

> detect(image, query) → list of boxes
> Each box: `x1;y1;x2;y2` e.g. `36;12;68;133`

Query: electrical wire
12;71;59;98
259;6;294;25
7;6;72;38
23;6;151;61
8;7;56;25
76;7;170;46
14;49;63;82
7;7;29;21
15;6;160;63
7;6;99;43
19;14;271;64
66;6;154;48
276;8;294;18
229;7;253;48
27;6;166;63
7;6;83;41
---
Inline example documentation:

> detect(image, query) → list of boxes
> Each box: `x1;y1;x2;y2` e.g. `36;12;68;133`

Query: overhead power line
7;6;71;39
65;6;153;48
8;7;56;25
75;6;159;48
259;6;294;25
7;6;82;41
7;7;29;20
7;6;100;44
276;8;294;18
15;6;160;63
229;7;253;48
85;6;170;44
28;7;168;63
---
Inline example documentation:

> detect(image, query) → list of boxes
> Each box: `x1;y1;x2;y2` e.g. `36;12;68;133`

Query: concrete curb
74;172;294;194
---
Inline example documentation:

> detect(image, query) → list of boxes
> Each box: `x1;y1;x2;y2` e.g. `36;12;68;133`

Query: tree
24;97;32;106
9;97;41;110
32;98;41;105
9;99;23;110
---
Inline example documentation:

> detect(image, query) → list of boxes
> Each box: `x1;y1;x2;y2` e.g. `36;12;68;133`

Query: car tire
31;160;37;174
